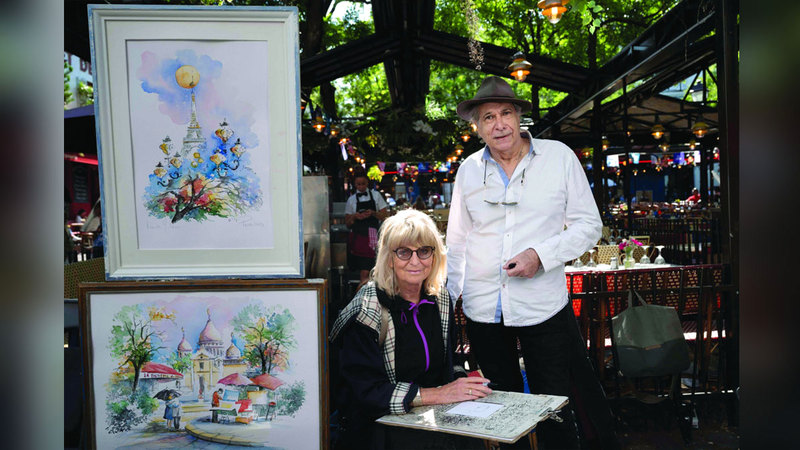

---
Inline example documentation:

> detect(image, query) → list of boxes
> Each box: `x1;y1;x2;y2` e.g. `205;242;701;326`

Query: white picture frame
79;279;329;449
89;5;303;279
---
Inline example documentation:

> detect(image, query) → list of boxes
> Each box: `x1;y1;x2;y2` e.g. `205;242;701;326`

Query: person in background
167;394;182;430
446;76;618;449
330;209;490;450
73;209;86;224
212;388;223;423
345;170;389;285
686;187;701;204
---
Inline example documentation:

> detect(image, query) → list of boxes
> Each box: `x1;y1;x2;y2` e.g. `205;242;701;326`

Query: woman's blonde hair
370;209;446;297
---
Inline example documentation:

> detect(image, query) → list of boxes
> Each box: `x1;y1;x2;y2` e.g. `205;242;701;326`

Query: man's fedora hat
456;76;532;121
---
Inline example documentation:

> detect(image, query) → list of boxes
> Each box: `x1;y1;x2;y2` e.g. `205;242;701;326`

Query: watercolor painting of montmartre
128;41;274;251
86;287;323;448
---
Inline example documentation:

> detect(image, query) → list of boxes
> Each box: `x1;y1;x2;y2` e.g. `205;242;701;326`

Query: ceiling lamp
692;119;708;138
455;143;464;156
688;139;697;150
507;51;533;82
312;107;325;133
601;138;609;151
651;116;665;140
659;142;669;152
538;0;569;24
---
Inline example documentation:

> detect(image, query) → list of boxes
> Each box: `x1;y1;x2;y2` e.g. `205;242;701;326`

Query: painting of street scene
84;285;323;448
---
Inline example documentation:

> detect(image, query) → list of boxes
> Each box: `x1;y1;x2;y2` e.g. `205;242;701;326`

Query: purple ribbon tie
402;299;434;371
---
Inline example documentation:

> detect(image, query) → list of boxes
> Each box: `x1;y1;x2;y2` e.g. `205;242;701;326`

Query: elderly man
446;76;618;449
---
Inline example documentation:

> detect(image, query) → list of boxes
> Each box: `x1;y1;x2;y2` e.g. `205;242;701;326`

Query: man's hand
503;248;541;278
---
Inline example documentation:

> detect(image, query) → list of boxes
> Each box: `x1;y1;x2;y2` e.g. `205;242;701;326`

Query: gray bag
611;290;690;378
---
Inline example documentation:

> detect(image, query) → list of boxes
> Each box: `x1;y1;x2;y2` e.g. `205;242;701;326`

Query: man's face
474;102;522;154
354;176;368;192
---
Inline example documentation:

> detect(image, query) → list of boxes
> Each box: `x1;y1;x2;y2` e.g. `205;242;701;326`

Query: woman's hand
419;376;492;405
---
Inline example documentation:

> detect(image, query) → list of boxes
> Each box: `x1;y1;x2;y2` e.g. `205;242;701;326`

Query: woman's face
391;243;433;290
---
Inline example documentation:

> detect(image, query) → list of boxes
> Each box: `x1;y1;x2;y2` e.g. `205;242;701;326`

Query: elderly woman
330;209;491;450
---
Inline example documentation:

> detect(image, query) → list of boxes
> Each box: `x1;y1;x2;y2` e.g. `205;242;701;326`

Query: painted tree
108;305;175;393
168;352;192;375
231;304;297;375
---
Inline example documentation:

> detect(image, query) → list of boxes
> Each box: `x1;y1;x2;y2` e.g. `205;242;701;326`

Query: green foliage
104;379;154;434
108;305;173;393
64;61;74;108
232;303;297;375
168;352;192;374
77;81;94;106
277;380;306;417
332;64;391;118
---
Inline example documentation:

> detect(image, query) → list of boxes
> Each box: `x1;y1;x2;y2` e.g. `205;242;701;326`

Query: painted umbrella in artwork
217;372;253;386
251;373;285;390
153;389;182;400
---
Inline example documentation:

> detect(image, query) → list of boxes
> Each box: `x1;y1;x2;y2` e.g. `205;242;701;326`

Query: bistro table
564;262;728;391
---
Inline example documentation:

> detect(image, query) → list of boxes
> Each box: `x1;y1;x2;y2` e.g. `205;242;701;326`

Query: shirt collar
481;130;538;162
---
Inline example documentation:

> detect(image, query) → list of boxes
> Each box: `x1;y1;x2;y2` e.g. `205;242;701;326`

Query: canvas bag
611;290;690;378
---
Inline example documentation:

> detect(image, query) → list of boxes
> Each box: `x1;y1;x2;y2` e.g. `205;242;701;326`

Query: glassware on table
586;248;597;267
639;245;651;264
653;245;666;264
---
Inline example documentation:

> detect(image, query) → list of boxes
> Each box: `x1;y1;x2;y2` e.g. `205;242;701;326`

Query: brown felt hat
456;76;532;121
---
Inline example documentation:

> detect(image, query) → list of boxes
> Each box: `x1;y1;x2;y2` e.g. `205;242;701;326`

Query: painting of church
176;309;247;398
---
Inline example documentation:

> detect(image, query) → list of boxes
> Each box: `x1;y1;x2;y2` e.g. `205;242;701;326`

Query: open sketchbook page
376;391;568;444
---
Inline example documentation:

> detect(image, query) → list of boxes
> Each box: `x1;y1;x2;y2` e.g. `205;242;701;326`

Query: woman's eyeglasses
483;161;526;206
393;246;435;260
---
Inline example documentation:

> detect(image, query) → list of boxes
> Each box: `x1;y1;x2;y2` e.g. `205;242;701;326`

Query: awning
140;361;183;379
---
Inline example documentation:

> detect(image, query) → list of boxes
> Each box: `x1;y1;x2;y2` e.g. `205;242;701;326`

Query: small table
376;391;567;450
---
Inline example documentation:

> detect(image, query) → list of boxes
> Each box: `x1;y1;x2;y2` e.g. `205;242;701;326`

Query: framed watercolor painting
88;5;303;279
79;279;328;449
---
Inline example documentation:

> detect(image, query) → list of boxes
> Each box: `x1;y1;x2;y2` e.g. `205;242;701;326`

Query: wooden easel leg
529;431;538;450
483;439;500;450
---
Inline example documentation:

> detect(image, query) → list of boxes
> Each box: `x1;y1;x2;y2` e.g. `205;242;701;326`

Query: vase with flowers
619;238;643;268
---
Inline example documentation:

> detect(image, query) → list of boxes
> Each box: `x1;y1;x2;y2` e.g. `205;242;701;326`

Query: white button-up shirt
446;133;602;326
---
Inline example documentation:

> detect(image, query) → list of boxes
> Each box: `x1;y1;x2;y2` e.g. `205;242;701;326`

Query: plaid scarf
329;281;452;414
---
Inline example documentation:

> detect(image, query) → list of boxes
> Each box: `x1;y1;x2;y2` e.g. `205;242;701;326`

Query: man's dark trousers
466;302;618;449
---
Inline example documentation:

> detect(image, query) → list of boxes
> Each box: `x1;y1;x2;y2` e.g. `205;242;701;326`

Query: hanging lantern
169;152;182;168
230;138;244;157
461;130;471;142
692;120;708;138
209;152;225;166
507;51;533;82
312;107;325;133
688;139;697;150
469;122;478;132
455;143;464;156
215;119;233;143
159;136;172;155
153;162;167;178
651;123;665;140
329;124;340;137
659;142;669;152
601;138;610;151
538;0;569;24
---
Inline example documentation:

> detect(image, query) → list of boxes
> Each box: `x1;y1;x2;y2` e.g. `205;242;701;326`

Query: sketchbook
376;390;568;444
